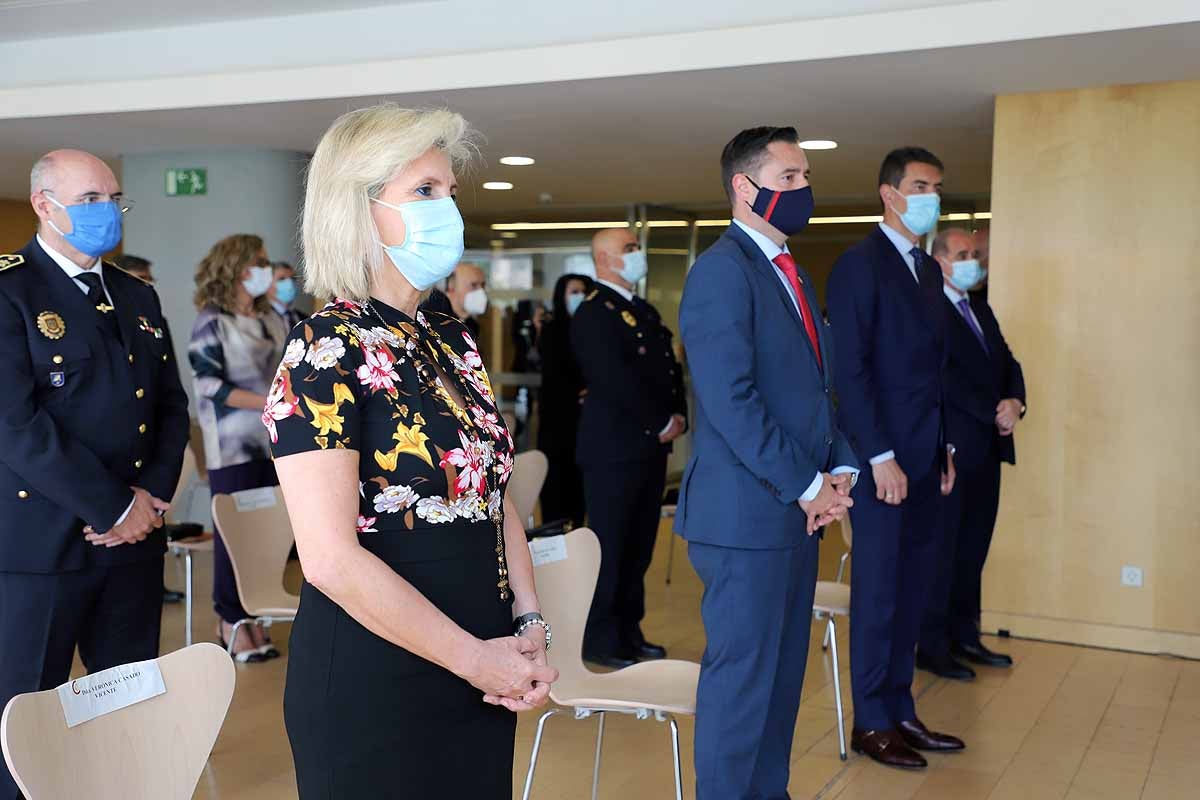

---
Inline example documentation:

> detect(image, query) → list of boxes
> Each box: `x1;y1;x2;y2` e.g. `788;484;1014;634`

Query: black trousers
0;557;163;799
920;445;1003;656
540;448;587;529
582;454;667;654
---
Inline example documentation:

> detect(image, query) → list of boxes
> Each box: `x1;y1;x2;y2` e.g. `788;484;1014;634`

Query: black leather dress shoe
851;728;927;769
916;651;976;681
952;640;1013;667
632;641;667;660
898;719;966;752
583;651;637;669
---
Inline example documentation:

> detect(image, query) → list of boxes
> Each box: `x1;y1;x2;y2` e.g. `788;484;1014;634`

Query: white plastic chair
521;528;698;800
509;449;549;526
813;514;853;760
1;643;235;799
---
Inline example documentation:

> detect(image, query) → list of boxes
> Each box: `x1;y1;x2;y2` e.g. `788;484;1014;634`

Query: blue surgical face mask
949;259;986;291
274;276;297;306
618;250;648;284
46;195;123;257
565;292;585;316
242;265;274;298
896;191;941;236
371;196;465;291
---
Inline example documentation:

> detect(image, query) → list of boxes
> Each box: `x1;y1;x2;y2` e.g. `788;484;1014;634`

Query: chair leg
226;618;251;657
827;617;847;761
521;708;561;800
665;530;676;585
591;711;606;800
184;550;194;648
822;615;831;651
668;715;683;800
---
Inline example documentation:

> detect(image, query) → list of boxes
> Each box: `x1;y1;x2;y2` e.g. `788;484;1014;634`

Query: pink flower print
356;347;399;394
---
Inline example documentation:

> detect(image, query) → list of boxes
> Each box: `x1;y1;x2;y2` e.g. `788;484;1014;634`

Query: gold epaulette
585;289;598;301
0;254;25;272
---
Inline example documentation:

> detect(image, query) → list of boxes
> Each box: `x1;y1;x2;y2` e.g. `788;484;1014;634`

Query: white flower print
470;404;505;441
487;490;502;519
373;484;419;514
356;515;378;533
281;338;306;368
305;336;346;370
462;330;479;353
356;325;403;350
356;347;399;394
462;333;483;369
495;450;514;485
451;493;488;522
262;370;300;444
440;431;488;496
416;496;456;524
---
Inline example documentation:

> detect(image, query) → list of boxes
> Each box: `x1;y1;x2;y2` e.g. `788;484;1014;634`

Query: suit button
644;429;651;435
161;353;169;362
134;459;143;469
135;388;145;399
128;353;134;364
824;386;830;395
17;490;28;499
138;423;147;434
824;436;833;446
52;355;63;365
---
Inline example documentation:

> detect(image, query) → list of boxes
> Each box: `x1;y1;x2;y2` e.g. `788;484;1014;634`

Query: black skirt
284;522;516;798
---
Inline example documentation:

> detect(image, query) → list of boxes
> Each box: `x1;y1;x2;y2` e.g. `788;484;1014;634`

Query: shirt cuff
114;495;135;527
658;419;673;436
798;472;823;503
869;450;896;466
831;465;860;489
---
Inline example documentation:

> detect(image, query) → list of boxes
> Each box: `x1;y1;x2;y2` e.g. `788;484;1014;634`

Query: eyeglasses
43;190;135;214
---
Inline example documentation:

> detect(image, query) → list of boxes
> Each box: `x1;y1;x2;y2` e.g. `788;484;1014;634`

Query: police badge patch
50;371;65;387
36;311;66;340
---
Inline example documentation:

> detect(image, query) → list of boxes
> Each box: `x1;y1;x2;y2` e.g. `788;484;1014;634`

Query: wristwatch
513;612;552;652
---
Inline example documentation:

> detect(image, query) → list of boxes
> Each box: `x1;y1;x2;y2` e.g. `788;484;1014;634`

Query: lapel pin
50;371;65;388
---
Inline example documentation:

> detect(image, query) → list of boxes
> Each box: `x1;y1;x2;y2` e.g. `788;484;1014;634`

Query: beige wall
984;79;1200;657
0;199;35;253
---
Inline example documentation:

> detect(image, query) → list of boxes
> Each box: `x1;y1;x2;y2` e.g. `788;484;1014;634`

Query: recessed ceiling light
799;140;838;150
499;156;535;166
483;181;514;191
500;231;518;239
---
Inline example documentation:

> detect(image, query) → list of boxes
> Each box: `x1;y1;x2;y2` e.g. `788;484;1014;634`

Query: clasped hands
470;627;559;714
658;413;687;444
82;486;171;548
798;473;854;534
996;398;1022;436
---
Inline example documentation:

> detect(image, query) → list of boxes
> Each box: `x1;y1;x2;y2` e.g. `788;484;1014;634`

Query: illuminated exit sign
165;168;207;196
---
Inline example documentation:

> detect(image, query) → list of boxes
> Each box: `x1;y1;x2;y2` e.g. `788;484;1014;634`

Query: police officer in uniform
572;227;687;667
0;149;189;799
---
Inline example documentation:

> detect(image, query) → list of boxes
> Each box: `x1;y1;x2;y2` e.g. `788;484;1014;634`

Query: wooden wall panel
983;80;1200;657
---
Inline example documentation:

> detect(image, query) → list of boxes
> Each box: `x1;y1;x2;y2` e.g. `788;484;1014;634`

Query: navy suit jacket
676;224;857;550
942;293;1025;471
826;226;946;482
0;238;190;573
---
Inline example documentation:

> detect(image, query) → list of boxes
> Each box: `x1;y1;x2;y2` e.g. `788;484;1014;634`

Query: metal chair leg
521;707;561;800
184;550;194;648
665;531;676;585
226;618;251;657
668;715;683;800
591;711;606;800
827;617;847;760
821;613;831;650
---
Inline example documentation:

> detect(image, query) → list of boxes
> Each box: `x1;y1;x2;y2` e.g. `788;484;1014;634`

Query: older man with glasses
0;149;190;800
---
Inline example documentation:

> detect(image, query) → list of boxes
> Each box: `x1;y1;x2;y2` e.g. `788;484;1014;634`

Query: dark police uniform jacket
571;282;687;466
0;238;190;574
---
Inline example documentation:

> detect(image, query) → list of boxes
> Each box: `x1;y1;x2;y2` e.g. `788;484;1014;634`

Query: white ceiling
0;23;1197;217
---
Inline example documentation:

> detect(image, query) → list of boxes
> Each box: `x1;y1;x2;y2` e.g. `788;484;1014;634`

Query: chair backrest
530;527;602;702
839;512;853;552
1;644;234;800
508;450;549;524
211;487;299;616
165;445;199;526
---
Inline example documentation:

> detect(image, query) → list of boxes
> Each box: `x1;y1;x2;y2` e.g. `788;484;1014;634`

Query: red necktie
772;252;823;370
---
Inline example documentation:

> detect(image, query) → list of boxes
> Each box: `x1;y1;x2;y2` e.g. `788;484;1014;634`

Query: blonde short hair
302;104;474;302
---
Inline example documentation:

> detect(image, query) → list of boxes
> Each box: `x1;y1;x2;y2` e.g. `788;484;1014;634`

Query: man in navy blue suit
826;147;964;769
917;228;1025;678
678;126;857;799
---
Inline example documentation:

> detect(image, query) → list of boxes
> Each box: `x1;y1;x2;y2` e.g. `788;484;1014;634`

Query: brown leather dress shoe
898;719;966;752
851;728;928;769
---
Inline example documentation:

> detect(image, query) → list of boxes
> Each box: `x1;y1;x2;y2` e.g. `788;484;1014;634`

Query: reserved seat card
56;659;166;728
529;535;568;566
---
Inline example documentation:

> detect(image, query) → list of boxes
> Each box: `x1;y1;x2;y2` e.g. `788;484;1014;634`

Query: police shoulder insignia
621;310;638;328
0;254;25;272
585;290;598;301
36;311;66;340
604;301;616;310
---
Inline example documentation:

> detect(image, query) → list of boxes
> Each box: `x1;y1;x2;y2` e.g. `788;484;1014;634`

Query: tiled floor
155;520;1196;799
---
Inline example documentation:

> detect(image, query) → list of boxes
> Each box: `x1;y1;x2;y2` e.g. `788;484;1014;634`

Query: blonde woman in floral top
265;104;556;798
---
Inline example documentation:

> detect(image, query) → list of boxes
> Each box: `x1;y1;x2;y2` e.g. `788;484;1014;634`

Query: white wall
120;149;308;401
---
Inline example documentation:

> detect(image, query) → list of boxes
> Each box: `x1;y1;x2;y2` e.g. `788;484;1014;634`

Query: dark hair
878;147;944;190
112;253;151;274
271;261;294;273
720;126;801;203
419;288;456;317
551;273;594;321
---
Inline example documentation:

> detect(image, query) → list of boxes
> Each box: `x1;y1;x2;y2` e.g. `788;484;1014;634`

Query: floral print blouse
263;298;514;534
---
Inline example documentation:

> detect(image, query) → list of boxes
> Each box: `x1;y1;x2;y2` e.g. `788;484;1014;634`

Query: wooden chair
1;643;235;799
521;528;698;800
509;449;549;526
813;514;853;759
210;487;300;657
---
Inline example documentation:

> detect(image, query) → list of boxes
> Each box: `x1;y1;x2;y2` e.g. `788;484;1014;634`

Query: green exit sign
165;168;207;196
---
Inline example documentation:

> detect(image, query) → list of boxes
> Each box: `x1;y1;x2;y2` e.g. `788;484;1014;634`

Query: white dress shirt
37;235;135;526
732;220;858;502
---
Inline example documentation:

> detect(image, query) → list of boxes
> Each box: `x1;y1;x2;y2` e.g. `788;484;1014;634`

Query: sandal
218;625;267;664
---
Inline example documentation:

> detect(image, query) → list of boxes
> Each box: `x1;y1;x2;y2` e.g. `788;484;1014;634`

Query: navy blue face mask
746;178;815;237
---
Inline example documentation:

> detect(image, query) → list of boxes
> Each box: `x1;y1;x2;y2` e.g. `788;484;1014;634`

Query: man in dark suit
0;149;190;800
917;227;1024;677
572;227;686;667
677;126;857;799
826;147;963;769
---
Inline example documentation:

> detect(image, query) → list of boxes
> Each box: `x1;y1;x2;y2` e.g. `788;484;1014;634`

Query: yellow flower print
305;382;355;437
373;421;433;471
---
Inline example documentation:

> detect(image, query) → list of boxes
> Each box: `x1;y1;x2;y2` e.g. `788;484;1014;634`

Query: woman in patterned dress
264;104;557;798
